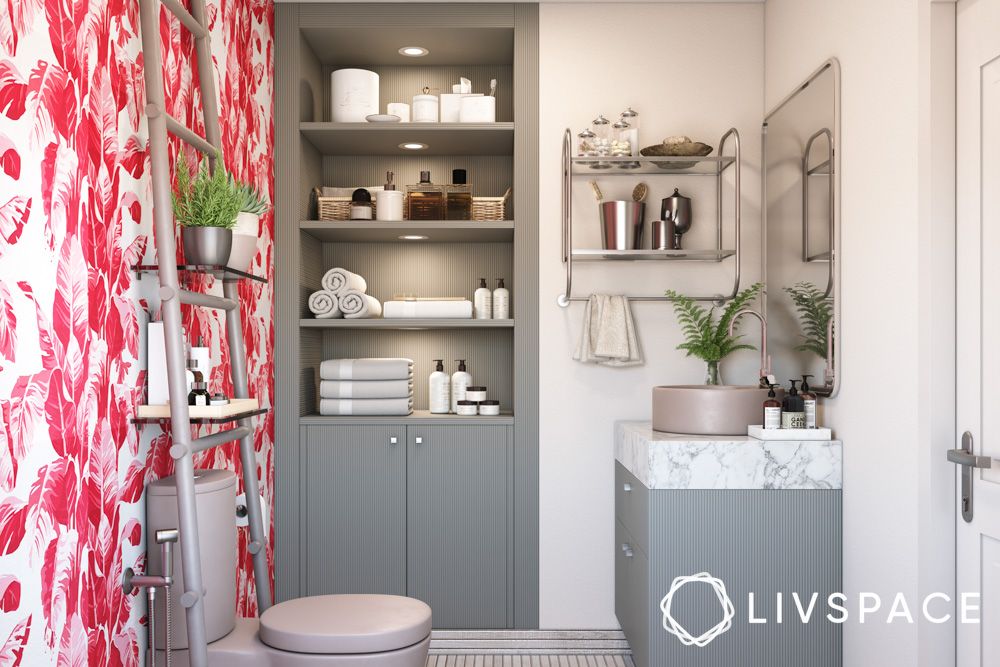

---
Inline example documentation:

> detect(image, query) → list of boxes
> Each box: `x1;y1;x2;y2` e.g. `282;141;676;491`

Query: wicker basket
471;187;511;221
315;188;378;221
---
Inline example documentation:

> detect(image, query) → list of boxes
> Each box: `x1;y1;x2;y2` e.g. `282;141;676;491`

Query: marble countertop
615;421;842;490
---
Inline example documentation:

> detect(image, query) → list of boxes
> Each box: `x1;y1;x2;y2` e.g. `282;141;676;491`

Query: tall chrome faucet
728;309;772;382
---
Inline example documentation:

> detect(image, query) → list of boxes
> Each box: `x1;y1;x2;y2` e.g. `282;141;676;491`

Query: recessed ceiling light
399;46;429;57
399;235;429;241
399;142;428;151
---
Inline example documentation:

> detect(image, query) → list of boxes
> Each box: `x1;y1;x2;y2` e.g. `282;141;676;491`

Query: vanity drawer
615;463;649;554
615;519;649;667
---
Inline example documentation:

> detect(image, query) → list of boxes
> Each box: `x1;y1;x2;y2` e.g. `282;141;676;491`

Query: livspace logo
659;572;981;648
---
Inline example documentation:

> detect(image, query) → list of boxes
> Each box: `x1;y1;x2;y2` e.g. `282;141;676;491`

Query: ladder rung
161;0;209;39
192;426;251;453
165;113;218;156
179;289;237;311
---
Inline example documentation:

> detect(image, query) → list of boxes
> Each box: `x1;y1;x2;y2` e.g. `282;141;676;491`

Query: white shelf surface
300;122;514;156
300;409;514;426
300;318;514;330
300;220;514;243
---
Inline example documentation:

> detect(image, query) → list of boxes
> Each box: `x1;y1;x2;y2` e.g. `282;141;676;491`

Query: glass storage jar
591;114;612;169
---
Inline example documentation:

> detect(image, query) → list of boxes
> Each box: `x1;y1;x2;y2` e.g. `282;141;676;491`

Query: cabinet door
407;425;511;628
303;424;406;596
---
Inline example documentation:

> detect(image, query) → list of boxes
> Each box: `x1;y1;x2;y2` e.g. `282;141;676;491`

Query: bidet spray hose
164;586;171;667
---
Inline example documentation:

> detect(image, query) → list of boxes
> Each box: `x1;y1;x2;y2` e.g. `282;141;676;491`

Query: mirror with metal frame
762;59;840;397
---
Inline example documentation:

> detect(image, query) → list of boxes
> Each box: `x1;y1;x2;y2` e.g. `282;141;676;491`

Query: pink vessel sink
651;385;778;436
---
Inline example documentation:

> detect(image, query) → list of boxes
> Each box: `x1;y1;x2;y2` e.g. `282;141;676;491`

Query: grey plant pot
182;226;233;267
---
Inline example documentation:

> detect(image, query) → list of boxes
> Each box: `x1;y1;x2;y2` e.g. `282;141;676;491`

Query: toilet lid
259;594;432;654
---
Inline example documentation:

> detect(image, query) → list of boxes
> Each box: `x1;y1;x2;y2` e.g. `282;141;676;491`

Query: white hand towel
320;379;413;399
308;290;342;318
321;267;367;296
319;398;413;416
320;358;414;381
573;294;643;367
340;290;382;319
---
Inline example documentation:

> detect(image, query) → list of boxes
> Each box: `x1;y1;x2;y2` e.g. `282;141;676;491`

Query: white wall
538;2;765;628
765;1;955;665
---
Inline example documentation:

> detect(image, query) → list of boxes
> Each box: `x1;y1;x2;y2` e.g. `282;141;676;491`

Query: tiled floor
425;631;634;667
426;656;634;667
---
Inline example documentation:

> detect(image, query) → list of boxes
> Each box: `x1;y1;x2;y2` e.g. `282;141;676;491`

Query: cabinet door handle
390;436;398;445
621;543;634;558
623;482;632;492
415;437;423;445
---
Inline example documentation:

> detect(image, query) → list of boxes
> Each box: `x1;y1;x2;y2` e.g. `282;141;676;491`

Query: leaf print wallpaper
0;1;275;665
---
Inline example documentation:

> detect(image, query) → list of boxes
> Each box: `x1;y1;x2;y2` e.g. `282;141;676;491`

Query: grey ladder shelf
136;1;271;665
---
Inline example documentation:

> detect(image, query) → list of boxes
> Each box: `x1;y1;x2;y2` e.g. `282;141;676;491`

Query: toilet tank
147;469;238;648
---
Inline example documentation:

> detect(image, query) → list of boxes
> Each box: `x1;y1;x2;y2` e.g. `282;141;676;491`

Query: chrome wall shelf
558;128;742;307
133;264;268;284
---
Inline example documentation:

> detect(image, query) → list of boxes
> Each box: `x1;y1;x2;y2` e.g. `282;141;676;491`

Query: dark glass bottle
407;171;446;220
188;381;210;407
800;374;818;429
781;380;805;429
763;384;782;429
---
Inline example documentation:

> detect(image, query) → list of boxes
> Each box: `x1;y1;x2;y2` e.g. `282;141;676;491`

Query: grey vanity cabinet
301;424;407;597
300;423;512;627
407;425;512;628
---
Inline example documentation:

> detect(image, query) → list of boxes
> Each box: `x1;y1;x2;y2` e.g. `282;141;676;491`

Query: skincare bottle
800;375;818;428
451;360;472;413
781;380;806;429
188;381;210;407
763;384;782;430
446;169;472;220
492;278;509;319
407;171;446;220
187;357;204;391
190;336;210;383
350;188;373;220
474;278;492;319
375;172;404;221
429;359;450;414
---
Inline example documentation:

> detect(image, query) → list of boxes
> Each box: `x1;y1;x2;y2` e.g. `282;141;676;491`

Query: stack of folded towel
318;358;413;416
308;268;383;319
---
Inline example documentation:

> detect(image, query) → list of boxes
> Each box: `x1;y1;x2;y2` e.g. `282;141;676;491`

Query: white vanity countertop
615;421;842;491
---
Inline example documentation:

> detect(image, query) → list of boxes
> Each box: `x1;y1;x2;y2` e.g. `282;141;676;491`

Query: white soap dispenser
429;359;450;414
474;278;492;319
492;278;509;319
451;359;472;413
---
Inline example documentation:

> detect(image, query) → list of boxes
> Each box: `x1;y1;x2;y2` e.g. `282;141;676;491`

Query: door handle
389;436;398;445
414;437;423;445
621;543;634;558
623;482;632;492
948;432;995;523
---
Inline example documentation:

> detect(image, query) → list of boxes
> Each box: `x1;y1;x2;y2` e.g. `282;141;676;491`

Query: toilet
147;471;431;667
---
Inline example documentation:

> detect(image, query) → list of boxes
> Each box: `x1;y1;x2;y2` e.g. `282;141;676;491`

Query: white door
957;1;1000;664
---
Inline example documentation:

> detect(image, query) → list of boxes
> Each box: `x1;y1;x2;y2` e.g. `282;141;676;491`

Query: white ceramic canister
455;400;478;416
478;400;500;416
387;102;410;122
331;69;379;122
440;93;482;123
465;386;487;402
459;95;496;123
412;91;439;123
227;211;259;271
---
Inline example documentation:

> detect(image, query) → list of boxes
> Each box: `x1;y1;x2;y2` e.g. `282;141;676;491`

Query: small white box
459;95;496;123
748;425;833;441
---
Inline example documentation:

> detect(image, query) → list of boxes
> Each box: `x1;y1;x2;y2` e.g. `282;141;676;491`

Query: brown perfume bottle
763;384;781;429
446;168;472;220
406;171;446;220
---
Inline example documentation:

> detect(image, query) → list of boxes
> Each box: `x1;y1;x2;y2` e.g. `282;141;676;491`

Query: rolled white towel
340;290;383;319
322;267;367;296
308;290;342;319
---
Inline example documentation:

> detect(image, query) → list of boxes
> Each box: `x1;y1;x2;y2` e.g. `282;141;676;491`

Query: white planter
227;211;260;272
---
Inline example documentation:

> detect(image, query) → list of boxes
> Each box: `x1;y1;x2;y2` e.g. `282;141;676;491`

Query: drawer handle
415;437;423;445
623;482;632;492
621;543;634;558
390;437;398;445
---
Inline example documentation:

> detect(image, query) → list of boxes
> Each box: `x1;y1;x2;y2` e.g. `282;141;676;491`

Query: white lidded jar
375;171;404;221
451;359;472;414
412;86;439;123
492;278;509;319
474;278;492;319
330;69;379;122
428;359;450;414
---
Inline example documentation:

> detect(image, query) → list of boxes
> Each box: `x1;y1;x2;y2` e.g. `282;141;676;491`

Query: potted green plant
783;281;832;359
228;181;269;271
172;151;241;267
664;282;763;385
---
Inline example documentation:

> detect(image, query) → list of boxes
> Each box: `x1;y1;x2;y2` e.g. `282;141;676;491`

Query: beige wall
538;1;765;628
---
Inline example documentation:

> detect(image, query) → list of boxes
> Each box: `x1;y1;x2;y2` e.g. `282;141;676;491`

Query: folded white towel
321;267;367;296
308;290;342;319
320;358;414;381
340;290;382;319
320;379;413;399
383;300;473;319
319;398;413;416
574;295;643;367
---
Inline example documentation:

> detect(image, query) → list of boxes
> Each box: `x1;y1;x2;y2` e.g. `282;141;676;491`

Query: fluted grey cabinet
407;425;513;628
301;424;407;596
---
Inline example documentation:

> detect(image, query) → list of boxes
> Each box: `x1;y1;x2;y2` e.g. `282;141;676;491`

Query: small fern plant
665;282;763;377
172;150;240;229
784;281;832;359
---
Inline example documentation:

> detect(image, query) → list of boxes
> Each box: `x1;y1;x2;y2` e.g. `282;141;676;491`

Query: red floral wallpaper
0;1;274;664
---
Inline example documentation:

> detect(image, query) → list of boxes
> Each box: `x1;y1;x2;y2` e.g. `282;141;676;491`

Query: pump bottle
492;278;510;319
451;360;472;413
781;380;805;429
429;359;450;414
763;384;782;429
474;278;492;319
800;374;818;428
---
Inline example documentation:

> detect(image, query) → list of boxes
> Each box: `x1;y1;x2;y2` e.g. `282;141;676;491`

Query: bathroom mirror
762;59;840;396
